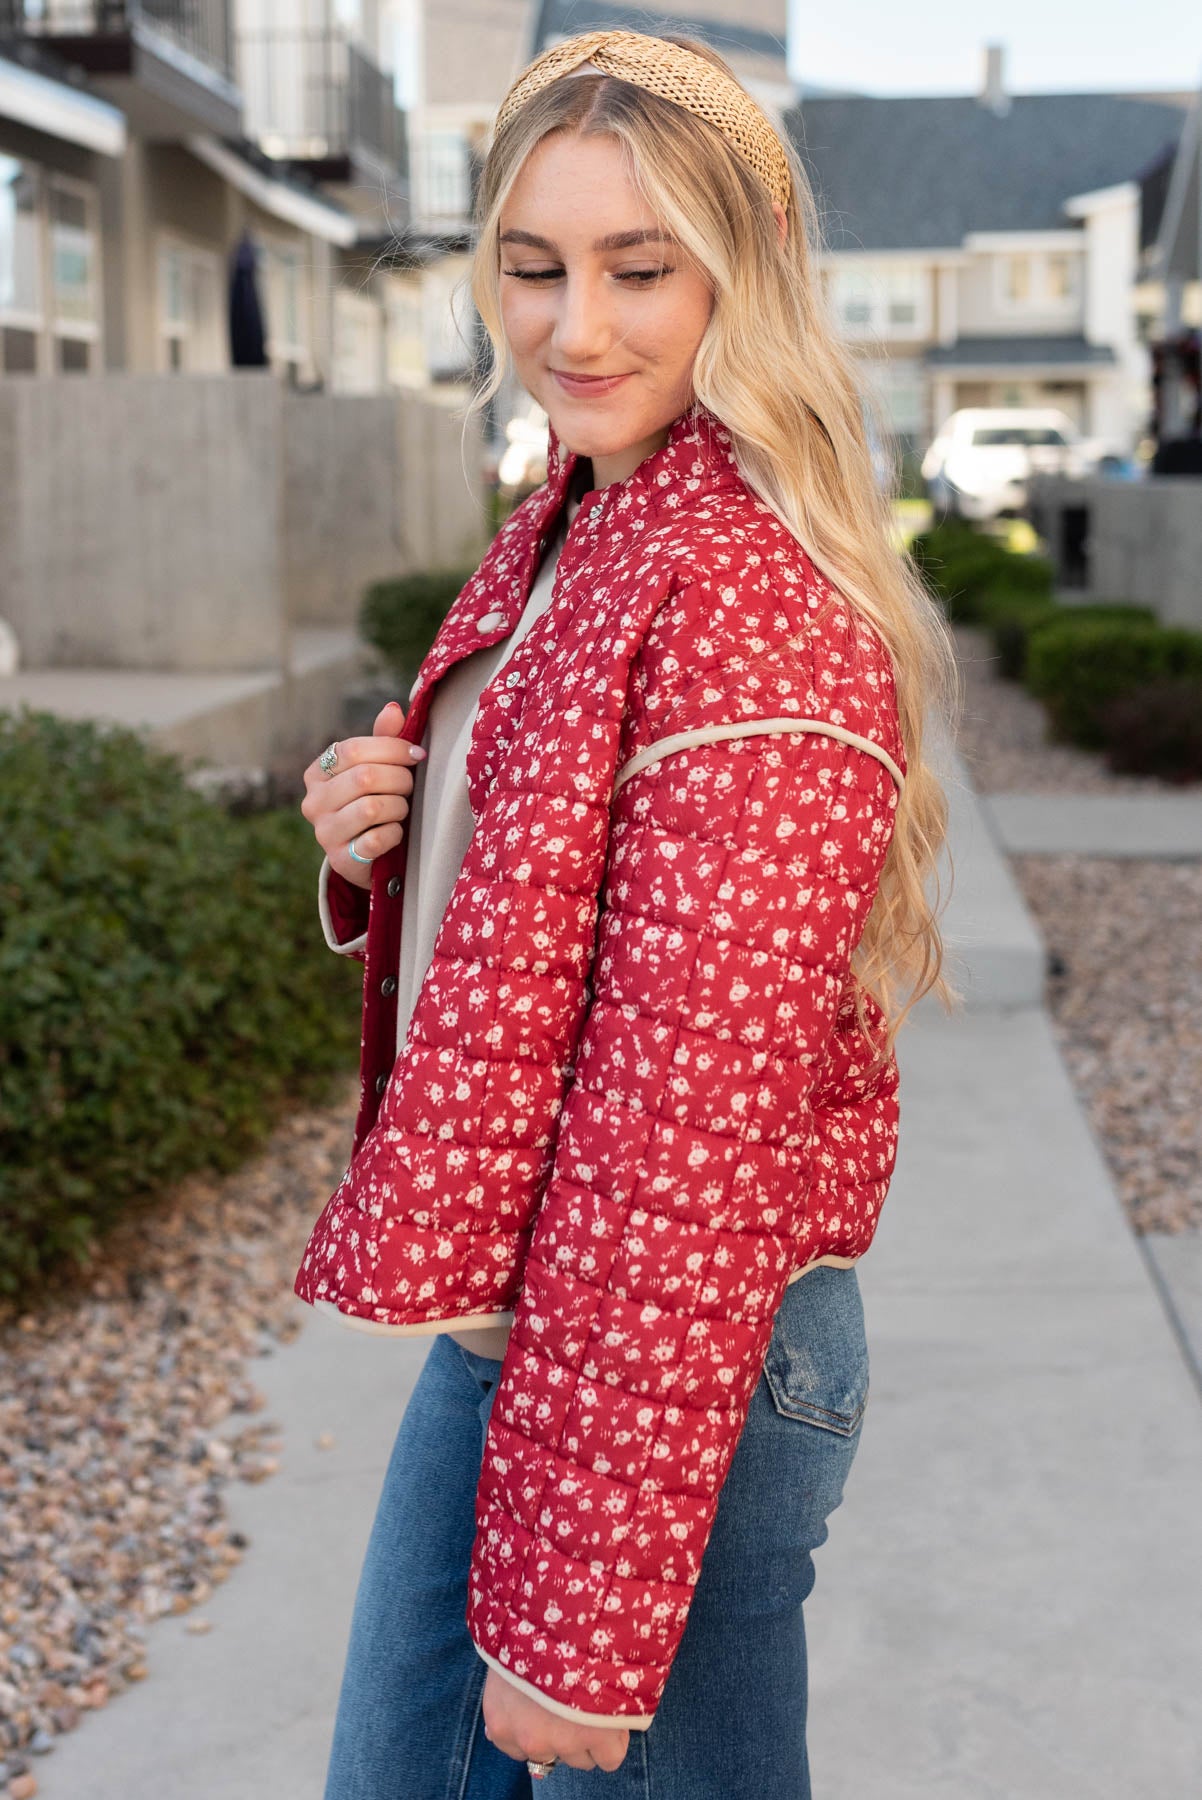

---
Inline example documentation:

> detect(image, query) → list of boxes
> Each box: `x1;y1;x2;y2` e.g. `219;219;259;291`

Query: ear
771;200;788;248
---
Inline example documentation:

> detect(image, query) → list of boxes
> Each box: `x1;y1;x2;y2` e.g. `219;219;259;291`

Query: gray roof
924;335;1116;368
786;93;1188;250
532;2;788;68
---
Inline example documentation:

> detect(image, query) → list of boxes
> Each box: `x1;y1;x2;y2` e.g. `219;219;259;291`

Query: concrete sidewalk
31;755;1202;1800
983;788;1202;859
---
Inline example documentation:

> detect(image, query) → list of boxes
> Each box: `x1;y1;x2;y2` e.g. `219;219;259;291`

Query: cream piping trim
471;1642;654;1731
611;717;905;798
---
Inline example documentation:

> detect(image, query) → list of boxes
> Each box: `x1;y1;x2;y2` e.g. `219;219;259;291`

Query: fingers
314;788;408;856
373;698;407;736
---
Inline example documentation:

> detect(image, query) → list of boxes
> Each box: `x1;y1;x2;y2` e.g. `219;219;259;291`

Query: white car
921;408;1095;520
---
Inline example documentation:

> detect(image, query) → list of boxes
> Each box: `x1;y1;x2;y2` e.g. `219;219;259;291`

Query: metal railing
237;28;404;178
0;0;235;84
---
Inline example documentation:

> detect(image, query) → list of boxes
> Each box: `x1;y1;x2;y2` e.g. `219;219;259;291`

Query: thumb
373;698;406;737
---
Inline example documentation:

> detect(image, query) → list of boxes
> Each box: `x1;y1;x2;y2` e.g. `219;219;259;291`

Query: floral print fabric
295;400;906;1724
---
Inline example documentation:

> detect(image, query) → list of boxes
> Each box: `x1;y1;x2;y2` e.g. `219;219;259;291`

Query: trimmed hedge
982;595;1156;683
910;519;1054;623
1025;619;1202;749
0;708;361;1298
1100;678;1202;782
360;567;476;686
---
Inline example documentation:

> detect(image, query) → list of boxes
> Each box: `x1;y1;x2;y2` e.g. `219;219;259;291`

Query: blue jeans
322;1265;868;1800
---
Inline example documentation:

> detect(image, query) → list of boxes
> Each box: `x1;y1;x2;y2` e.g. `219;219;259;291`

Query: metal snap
387;876;402;897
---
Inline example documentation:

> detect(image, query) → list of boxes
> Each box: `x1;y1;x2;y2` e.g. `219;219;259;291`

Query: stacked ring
319;741;339;776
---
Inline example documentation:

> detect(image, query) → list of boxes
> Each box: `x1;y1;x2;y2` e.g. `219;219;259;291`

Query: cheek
499;287;546;356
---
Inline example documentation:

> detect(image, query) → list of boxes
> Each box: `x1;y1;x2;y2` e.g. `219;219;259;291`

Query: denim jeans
322;1265;868;1800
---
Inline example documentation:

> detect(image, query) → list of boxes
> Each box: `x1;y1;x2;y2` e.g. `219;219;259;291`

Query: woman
297;28;959;1797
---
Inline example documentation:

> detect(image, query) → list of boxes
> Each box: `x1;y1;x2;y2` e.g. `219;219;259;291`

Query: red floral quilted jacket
294;399;907;1729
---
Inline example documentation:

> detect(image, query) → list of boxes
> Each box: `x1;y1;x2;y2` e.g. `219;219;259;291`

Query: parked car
921;407;1097;520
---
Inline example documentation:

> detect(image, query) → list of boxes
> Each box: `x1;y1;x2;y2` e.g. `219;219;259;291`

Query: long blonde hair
461;33;962;1048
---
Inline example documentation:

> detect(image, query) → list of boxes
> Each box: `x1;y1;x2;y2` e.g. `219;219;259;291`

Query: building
788;47;1191;456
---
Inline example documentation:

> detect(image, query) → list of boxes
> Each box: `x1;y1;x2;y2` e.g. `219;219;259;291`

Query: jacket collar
542;394;744;529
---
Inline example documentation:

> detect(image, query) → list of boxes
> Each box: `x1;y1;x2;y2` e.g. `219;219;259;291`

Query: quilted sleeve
317;855;369;962
465;714;901;1729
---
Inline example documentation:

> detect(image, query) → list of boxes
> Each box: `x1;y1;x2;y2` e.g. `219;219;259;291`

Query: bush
1025;619;1202;748
982;596;1156;683
360;567;476;685
1099;678;1202;782
909;520;1053;624
0;709;362;1298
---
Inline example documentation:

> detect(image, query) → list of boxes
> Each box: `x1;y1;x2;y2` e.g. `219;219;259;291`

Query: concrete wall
0;371;285;671
1030;473;1202;628
0;375;492;669
282;392;489;626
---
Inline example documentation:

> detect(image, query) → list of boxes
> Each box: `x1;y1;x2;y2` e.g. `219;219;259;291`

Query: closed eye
502;267;674;285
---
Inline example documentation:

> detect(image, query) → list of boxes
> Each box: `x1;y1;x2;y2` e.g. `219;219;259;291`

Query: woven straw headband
492;29;792;214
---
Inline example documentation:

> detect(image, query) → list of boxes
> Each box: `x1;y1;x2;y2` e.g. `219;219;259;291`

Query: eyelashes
502;268;675;285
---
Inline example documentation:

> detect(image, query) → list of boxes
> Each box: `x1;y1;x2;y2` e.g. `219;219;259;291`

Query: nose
550;271;616;365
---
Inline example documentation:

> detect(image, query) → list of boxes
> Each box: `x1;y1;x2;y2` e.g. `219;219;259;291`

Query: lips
552;369;632;395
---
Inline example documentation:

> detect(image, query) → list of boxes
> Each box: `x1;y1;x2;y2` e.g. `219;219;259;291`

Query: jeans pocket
761;1265;869;1437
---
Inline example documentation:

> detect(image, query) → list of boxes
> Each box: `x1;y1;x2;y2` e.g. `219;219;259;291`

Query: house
234;0;411;391
787;46;1191;457
0;2;361;384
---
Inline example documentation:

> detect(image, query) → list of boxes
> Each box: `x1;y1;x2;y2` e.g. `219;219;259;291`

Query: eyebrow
498;227;673;253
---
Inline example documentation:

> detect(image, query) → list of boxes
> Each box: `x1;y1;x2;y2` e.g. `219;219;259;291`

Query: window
831;263;928;340
49;177;100;371
158;236;224;373
1045;254;1079;303
260;242;309;377
996;249;1082;312
1004;255;1031;303
970;425;1068;447
418;131;471;224
1;155;43;373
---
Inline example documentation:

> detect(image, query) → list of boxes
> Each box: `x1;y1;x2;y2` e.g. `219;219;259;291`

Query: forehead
502;131;653;218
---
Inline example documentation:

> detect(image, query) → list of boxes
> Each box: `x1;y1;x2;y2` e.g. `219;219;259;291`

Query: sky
786;0;1201;97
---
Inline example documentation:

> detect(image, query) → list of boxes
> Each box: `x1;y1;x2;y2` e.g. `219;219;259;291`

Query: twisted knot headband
492;29;793;215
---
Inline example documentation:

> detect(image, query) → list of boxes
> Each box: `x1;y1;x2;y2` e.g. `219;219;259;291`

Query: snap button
476;610;505;632
505;669;521;687
380;974;398;997
589;503;603;522
386;876;402;898
374;1071;388;1096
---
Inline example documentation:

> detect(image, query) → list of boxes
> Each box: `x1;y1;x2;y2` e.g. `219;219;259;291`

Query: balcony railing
237;29;405;181
0;0;235;86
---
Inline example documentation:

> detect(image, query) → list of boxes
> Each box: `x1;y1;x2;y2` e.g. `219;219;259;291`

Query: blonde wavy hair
460;33;963;1049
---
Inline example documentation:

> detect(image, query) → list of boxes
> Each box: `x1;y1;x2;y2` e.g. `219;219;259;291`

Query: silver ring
347;837;373;865
319;741;339;776
527;1758;557;1779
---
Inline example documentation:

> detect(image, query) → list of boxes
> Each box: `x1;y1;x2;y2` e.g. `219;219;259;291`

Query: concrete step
0;628;366;768
984;790;1202;859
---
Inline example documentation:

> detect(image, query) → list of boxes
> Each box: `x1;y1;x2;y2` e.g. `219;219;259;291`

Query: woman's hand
481;1667;631;1774
301;700;427;891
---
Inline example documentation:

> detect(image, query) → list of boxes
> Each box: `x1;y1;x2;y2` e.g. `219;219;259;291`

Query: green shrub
982;596;1156;683
909;520;1053;624
978;591;1060;680
0;709;361;1298
360;566;476;685
1025;619;1202;748
1099;678;1202;782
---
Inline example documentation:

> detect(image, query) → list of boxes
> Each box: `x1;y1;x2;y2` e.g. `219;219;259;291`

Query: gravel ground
952;624;1178;796
1011;856;1202;1234
950;623;1202;1235
0;1080;358;1798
